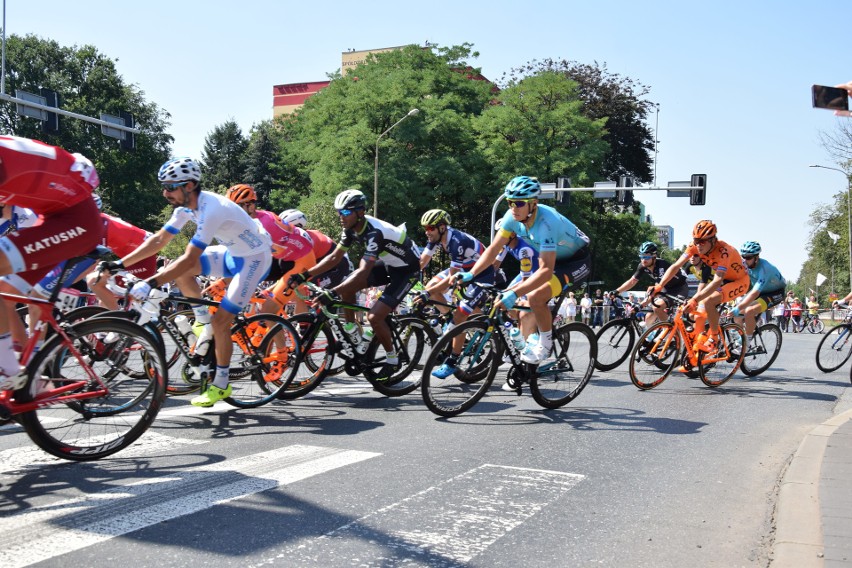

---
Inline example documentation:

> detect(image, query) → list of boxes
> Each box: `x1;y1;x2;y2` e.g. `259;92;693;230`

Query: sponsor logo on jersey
48;182;77;197
22;226;88;254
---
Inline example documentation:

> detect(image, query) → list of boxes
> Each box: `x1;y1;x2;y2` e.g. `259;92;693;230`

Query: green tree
200;120;248;193
243;120;284;209
0;33;172;230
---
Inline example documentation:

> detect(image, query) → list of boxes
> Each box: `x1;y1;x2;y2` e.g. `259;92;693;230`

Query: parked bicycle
789;311;825;334
420;283;596;417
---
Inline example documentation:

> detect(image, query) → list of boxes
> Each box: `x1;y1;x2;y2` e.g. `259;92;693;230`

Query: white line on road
0;444;379;568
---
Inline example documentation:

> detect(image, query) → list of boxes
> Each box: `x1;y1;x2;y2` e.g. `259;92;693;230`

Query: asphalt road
1;330;849;567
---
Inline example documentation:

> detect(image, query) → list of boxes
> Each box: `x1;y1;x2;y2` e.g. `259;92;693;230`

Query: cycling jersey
632;258;688;291
164;191;272;257
747;258;786;293
682;239;747;283
307;229;336;260
0;135;98;214
254;209;313;261
689;263;714;284
496;204;589;259
338;215;419;270
0;206;40;235
422;227;485;270
496;236;540;286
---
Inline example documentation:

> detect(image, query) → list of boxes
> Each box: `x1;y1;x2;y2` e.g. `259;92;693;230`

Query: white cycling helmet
279;208;308;229
158;157;201;183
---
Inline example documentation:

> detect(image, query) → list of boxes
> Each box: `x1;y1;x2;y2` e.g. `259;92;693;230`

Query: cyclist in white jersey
98;157;272;407
456;176;591;364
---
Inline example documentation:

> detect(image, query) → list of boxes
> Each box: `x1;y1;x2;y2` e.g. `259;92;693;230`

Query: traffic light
40;88;60;133
120;111;135;151
617;175;634;206
690;174;706;206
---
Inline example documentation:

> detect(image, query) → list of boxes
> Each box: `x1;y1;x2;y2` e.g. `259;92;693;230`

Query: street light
810;164;852;288
374;108;419;217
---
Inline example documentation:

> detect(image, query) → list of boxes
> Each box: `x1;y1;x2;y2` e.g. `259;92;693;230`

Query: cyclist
279;208;308;229
98;157;272;407
0;136;103;389
415;209;495;378
729;241;786;342
653;220;749;352
614;241;689;328
457;176;591;364
287;189;420;378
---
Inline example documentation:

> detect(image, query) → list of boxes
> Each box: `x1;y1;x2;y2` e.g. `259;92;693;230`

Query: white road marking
0;444;379;568
250;464;585;567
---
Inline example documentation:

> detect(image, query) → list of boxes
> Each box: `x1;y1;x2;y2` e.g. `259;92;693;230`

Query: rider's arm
119;227;175;269
305;244;345;278
655;254;690;291
148;242;204;287
616;277;639;295
464;233;510;277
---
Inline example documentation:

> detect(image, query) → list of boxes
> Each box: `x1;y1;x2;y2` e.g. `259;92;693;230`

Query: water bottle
174;315;196;348
429;318;443;336
362;328;374;344
509;327;525;351
194;324;213;356
343;321;367;354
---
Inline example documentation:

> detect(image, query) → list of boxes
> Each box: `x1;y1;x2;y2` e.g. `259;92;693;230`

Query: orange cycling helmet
692;220;717;240
226;184;257;204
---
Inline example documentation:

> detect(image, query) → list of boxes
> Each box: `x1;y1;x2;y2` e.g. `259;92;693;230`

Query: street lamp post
374;108;419;217
810;164;852;288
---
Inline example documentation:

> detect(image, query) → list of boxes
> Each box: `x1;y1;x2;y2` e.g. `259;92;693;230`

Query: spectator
591;288;605;328
580;292;592;325
807;295;819;318
566;291;577;322
790;297;803;332
772;300;786;329
602;292;613;325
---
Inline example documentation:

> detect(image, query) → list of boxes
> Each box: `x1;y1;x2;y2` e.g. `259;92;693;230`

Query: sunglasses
337;208;355;217
162;182;188;193
423;225;438;232
508;199;531;209
693;238;711;245
742;255;756;261
639;255;654;260
242;200;257;206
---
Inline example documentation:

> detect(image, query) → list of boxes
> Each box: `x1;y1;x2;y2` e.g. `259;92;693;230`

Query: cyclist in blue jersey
416;209;495;378
729;241;786;341
456;176;591;364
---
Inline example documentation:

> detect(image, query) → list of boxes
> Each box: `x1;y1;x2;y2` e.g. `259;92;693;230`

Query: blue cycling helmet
740;241;762;256
504;176;541;199
638;241;658;255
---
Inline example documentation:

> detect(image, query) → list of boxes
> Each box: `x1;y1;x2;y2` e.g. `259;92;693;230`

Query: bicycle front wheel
225;313;302;408
531;322;596;408
740;324;782;377
594;318;635;371
364;316;437;397
808;317;825;334
816;324;852;372
698;323;746;387
18;317;167;461
420;320;499;417
628;322;680;390
277;314;336;400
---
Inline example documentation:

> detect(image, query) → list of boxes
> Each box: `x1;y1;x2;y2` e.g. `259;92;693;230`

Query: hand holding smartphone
812;84;850;111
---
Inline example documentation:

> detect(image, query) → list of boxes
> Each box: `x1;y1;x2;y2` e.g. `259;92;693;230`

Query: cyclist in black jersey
288;189;420;378
614;241;689;327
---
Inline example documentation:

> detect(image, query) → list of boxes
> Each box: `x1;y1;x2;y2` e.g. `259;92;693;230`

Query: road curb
771;408;852;567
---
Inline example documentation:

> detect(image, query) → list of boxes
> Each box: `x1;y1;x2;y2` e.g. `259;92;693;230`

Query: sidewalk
772;407;852;567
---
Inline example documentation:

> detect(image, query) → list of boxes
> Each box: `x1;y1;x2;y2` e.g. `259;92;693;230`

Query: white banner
828;231;841;244
816;273;828;286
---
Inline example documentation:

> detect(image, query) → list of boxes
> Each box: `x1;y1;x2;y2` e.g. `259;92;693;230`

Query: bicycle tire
740;323;782;377
628;321;680;390
276;313;335;400
808;318;825;334
224;313;302;408
816;324;852;372
530;322;596;408
594;318;635;371
17;317;167;461
364;316;437;397
698;322;746;387
421;319;499;417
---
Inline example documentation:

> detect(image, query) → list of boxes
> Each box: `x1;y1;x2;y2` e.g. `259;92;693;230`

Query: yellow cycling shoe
191;383;232;407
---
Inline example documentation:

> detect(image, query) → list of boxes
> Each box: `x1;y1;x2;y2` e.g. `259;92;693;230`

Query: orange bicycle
628;294;746;389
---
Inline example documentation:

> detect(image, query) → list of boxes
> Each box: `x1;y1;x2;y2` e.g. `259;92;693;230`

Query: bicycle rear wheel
17;317;167;461
740;324;782;377
530;322;596;408
816;324;852;372
594;318;635;371
420;320;499;417
698;323;746;387
225;314;302;408
628;322;680;390
364;316;437;396
808;317;825;334
277;314;336;400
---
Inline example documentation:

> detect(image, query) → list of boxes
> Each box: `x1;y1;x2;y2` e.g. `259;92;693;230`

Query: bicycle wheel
530;322;596;408
628;321;680;390
277;314;335;400
816;324;852;372
421;319;499;417
17;317;167;461
808;317;825;334
740;324;782;377
594;318;635;371
698;323;746;387
224;313;302;408
364;316;437;397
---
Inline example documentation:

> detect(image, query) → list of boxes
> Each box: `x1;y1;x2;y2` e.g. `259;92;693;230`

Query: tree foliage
0;33;173;230
200;120;248;193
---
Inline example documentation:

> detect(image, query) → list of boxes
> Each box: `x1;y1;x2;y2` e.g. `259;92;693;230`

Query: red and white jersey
255;209;313;261
307;229;336;260
101;213;150;258
0;136;98;215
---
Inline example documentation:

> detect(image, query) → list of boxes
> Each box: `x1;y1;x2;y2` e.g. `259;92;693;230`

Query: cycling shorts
199;245;271;314
754;288;785;314
458;265;495;314
547;246;592;298
367;261;419;309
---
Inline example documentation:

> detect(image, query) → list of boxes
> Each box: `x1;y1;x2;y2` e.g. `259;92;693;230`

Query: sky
4;0;849;287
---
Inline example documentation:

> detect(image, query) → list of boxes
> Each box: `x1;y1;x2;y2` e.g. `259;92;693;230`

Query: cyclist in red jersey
0;136;102;389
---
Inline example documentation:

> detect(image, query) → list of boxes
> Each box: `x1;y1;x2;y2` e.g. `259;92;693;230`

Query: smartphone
812;84;849;111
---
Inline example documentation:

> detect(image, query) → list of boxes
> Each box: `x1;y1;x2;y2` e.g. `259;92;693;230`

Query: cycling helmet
333;188;366;210
92;193;103;210
279;209;308;229
740;241;762;256
226;184;257;204
420;209;451;227
692;220;717;240
158;157;201;183
638;241;658;255
504;176;541;200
